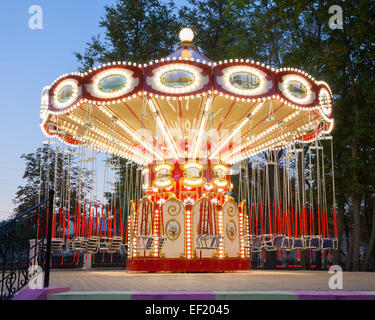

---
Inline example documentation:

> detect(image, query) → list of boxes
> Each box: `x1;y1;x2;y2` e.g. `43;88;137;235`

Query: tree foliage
75;0;181;70
12;146;92;217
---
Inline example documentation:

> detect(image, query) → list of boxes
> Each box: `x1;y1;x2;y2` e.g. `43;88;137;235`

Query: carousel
39;28;337;272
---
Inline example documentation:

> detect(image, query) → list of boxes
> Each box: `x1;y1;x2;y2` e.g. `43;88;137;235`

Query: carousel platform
23;270;374;300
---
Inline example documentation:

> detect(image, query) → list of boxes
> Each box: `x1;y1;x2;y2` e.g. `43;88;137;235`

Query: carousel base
126;258;250;272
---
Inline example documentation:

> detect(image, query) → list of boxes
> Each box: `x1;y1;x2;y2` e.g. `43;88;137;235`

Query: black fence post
44;189;54;288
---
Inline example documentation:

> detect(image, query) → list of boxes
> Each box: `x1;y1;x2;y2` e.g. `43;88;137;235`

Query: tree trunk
363;206;375;271
352;192;361;271
346;231;353;271
334;204;344;266
343;27;362;272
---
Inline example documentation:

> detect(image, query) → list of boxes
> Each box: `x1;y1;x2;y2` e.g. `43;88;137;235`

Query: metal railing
0;190;54;300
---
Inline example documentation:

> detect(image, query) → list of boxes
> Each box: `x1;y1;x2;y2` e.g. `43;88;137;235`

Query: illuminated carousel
40;28;337;272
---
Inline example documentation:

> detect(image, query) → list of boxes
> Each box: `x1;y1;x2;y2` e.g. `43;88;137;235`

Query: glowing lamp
179;28;194;43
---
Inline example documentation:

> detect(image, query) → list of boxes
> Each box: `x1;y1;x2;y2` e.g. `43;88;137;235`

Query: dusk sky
0;0;188;220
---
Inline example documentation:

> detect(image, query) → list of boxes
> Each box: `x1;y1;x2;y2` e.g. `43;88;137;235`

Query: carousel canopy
40;28;333;166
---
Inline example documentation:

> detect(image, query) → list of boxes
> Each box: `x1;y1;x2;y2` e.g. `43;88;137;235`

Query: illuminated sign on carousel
180;161;205;187
153;163;174;189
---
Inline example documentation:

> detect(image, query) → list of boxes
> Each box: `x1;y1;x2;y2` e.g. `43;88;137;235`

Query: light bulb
179;28;194;42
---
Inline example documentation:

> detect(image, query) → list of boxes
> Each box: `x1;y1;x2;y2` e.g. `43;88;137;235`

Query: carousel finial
179;27;194;44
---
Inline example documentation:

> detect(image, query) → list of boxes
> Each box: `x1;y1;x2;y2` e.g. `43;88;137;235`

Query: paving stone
49;270;375;292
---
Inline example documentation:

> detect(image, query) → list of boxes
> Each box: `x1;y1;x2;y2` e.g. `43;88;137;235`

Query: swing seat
107;236;123;253
305;235;322;250
51;238;64;253
281;236;293;250
195;234;223;249
98;237;109;252
272;235;285;249
85;236;100;254
261;234;275;251
333;238;338;250
99;236;123;253
322;238;337;251
65;239;74;252
144;236;155;250
66;237;86;252
132;235;155;250
212;235;224;249
70;237;86;252
251;235;263;252
292;237;305;250
157;236;167;250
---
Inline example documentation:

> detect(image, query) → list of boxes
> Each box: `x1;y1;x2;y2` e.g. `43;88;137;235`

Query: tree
12;145;92;217
75;0;181;70
223;0;375;270
179;0;238;61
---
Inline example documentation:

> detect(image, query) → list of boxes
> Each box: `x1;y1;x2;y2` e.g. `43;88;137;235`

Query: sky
0;0;189;220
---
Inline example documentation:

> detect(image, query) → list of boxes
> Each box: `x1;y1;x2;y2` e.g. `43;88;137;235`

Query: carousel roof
40;28;334;166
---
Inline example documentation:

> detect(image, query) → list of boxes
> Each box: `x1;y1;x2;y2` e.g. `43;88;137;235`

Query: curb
47;290;375;300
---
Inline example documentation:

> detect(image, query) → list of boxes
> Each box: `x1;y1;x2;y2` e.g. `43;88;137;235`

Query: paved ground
49;270;375;292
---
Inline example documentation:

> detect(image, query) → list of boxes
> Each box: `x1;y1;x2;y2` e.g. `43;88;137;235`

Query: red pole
262;202;266;234
249;203;252;235
87;208;91;237
82;204;86;237
110;216;113;238
62;208;66;240
104;212;107;238
95;206;98;237
67;210;70;240
334;208;338;238
91;207;94;237
252;202;256;234
88;204;92;237
268;202;272;235
312;210;315;235
73;206;76;237
45;208;49;239
99;205;104;237
58;208;62;238
277;205;280;234
119;205;123;238
259;203;263;234
290;206;295;237
322;207;325;237
287;206;291;237
107;204;110;237
318;205;321;236
273;200;276;234
113;204;117;237
77;206;81;237
52;211;56;238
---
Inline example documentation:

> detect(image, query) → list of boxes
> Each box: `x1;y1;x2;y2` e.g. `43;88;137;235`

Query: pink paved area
13;286;70;300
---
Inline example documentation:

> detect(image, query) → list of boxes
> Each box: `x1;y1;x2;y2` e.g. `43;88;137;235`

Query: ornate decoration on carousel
39;28;336;271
